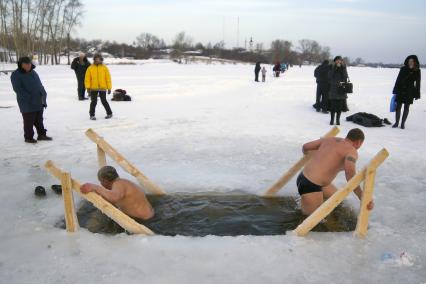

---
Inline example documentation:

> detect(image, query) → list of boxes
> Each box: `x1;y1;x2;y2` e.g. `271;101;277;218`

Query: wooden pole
97;145;107;168
45;160;154;235
294;148;389;237
85;128;166;195
61;172;79;232
354;167;377;239
263;127;340;197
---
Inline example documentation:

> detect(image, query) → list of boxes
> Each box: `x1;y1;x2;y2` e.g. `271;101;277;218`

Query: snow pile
0;61;425;283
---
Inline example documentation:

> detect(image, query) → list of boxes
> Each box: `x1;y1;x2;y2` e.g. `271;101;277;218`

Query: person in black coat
314;60;330;113
71;52;91;100
254;62;261;82
273;62;281;77
328;56;349;125
11;57;52;143
392;55;421;129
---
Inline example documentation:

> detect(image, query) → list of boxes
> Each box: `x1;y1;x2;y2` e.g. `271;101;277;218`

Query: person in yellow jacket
85;53;113;120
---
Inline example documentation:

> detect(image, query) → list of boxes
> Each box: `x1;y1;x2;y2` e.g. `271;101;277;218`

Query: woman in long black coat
392;55;421;129
328;56;349;125
254;62;261;82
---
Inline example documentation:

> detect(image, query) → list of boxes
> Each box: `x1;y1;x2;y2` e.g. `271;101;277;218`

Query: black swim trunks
296;172;322;195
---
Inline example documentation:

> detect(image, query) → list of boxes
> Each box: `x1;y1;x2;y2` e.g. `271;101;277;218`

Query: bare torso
303;138;357;186
112;179;154;220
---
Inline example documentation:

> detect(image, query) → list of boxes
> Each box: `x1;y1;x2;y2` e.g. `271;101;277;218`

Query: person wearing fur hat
71;51;91;100
85;53;113;120
327;56;349;125
392;55;421;129
10;56;53;143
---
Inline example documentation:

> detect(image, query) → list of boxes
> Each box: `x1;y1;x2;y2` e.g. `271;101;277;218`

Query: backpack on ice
346;112;384;127
111;89;131;101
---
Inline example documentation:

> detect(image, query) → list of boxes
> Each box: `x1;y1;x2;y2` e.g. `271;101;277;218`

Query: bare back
112;179;154;220
303;137;357;186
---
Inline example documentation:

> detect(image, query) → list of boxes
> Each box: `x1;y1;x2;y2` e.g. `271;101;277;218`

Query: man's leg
33;110;47;137
89;91;98;117
78;79;85;100
22;112;36;140
301;192;324;215
320;84;329;112
323;184;338;199
99;91;113;116
315;84;321;111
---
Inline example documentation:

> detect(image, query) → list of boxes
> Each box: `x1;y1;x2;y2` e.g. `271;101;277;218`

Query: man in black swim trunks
297;128;374;215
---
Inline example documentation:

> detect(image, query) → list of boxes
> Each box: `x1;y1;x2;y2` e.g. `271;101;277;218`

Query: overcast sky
76;0;426;63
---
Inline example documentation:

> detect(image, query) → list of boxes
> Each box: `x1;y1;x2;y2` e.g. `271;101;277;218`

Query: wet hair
346;128;365;142
98;166;119;182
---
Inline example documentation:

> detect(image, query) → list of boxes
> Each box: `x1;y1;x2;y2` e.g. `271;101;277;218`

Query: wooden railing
85;128;166;195
263;127;340;197
45;160;154;235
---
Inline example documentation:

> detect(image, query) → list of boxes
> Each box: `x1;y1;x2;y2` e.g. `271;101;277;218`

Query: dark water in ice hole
58;193;357;236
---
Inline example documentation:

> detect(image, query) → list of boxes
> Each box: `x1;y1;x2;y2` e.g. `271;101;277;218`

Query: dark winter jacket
11;61;47;113
392;55;421;104
273;63;281;72
314;60;330;83
71;57;91;81
254;63;261;74
328;63;349;100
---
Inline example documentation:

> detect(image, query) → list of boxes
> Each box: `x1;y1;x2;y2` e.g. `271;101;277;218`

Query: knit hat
333;56;343;62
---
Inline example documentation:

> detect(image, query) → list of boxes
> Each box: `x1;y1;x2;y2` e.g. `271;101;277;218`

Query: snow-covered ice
0;61;425;283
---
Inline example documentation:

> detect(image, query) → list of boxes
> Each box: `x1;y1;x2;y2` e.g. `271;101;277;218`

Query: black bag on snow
346;112;384;127
112;89;132;101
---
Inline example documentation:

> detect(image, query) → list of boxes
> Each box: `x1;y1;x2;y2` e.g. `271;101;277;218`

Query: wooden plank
45;160;154;235
294;148;389;237
263;126;340;197
85;128;166;195
61;172;79;232
354;167;377;239
97;145;107;168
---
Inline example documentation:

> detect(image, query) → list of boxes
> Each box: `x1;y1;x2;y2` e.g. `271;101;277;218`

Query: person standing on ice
392;55;421;129
85;53;113;120
314;60;330;113
254;62;261;82
328;56;349;125
261;66;267;82
10;56;53;143
70;51;90;101
297;128;374;215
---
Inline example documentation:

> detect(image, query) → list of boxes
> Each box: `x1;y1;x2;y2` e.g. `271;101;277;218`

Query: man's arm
302;139;322;155
344;151;362;199
80;182;124;203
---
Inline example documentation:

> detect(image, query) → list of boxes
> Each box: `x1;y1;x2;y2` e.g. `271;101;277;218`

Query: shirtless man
297;128;374;215
80;166;154;220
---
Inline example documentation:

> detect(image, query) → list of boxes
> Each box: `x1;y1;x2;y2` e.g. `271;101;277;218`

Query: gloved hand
108;90;111;95
43;104;47;109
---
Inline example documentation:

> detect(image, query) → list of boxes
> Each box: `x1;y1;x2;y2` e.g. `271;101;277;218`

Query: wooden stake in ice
85;128;166;195
294;148;389;237
45;160;154;235
263;127;340;197
354;166;377;239
61;172;79;232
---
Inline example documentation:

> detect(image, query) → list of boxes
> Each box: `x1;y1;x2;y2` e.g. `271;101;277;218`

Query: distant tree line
0;0;83;64
70;31;339;66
